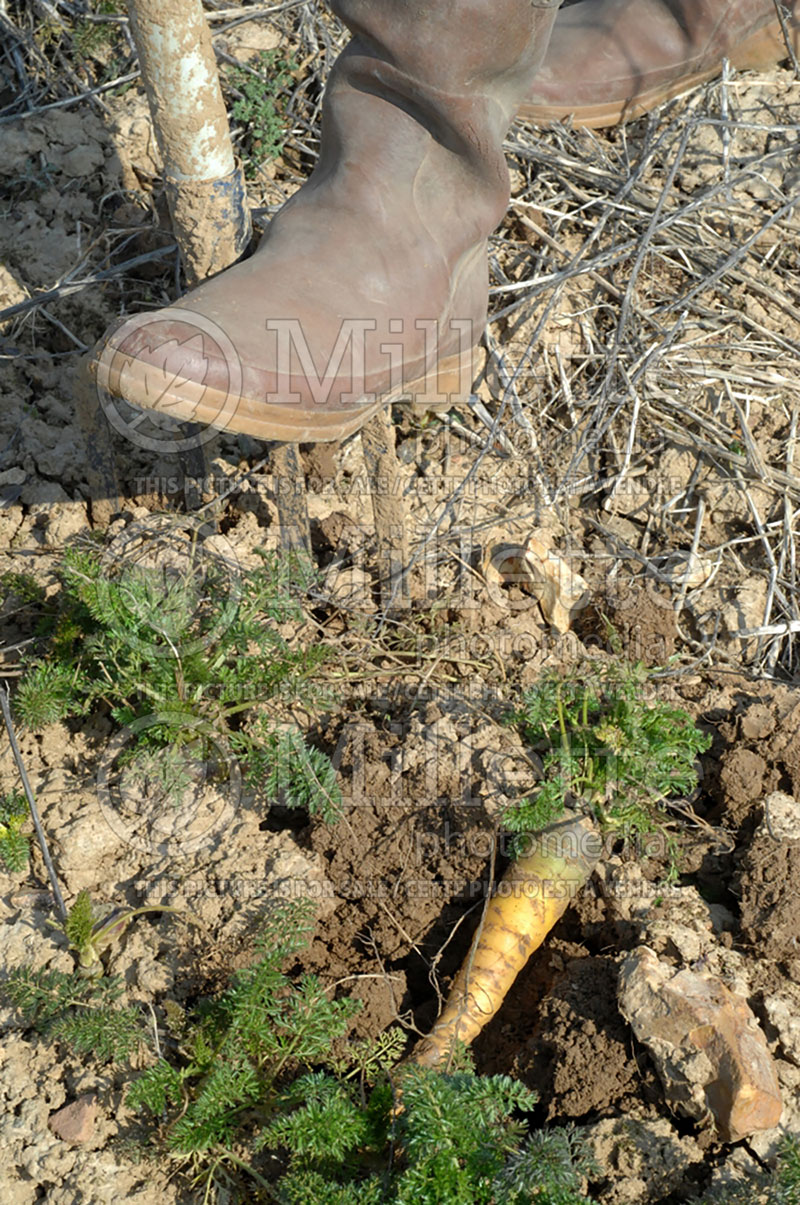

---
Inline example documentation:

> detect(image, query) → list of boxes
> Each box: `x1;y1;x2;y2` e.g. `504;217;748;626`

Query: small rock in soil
762;790;800;842
48;1094;96;1144
618;946;782;1142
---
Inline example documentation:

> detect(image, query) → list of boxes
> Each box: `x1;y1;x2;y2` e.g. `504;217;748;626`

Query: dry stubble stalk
407;811;601;1069
122;0;255;512
126;0;251;284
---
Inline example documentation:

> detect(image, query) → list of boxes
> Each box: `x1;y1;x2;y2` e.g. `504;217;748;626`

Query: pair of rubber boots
94;0;799;444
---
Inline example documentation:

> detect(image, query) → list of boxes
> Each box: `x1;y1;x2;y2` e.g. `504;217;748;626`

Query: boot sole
517;17;799;129
94;345;478;445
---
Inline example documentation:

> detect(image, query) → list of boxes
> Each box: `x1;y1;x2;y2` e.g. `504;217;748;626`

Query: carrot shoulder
407;812;601;1069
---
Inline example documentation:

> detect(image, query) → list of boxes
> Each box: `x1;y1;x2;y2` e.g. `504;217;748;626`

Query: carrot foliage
504;659;711;876
125;899;595;1201
4;895;594;1203
9;532;341;823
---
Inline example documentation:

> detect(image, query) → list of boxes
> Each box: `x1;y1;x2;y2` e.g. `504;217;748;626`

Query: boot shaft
331;0;563;130
313;0;562;254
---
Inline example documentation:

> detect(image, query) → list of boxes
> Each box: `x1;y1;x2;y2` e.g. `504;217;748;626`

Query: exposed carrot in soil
406;811;601;1069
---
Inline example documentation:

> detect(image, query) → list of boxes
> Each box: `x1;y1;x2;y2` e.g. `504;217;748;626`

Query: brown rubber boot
92;0;562;444
519;0;800;129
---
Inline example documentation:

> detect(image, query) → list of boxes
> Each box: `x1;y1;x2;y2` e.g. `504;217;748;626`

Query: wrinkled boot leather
520;0;800;128
93;0;562;444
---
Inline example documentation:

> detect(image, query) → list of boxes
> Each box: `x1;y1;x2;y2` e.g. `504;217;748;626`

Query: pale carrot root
407;812;601;1069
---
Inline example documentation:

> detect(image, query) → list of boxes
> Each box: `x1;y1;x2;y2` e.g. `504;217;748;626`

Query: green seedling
12;536;341;823
227;48;297;174
0;684;67;919
0;570;46;606
0;790;31;873
504;658;712;877
2;965;144;1062
774;1134;800;1205
72;1;122;62
63;888;186;978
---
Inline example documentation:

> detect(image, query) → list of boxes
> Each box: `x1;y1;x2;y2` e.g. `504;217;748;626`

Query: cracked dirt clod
581;1116;704;1205
737;794;800;961
618;946;782;1142
764;985;800;1067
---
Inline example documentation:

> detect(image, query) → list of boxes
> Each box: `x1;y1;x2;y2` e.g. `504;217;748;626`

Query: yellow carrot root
407;812;601;1069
